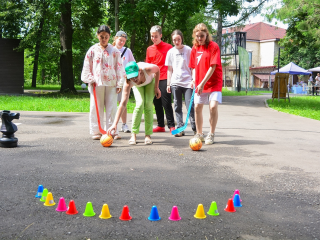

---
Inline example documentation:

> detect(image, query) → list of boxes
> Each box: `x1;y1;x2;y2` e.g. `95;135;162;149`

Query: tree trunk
59;0;76;93
115;0;119;32
216;10;223;51
32;13;46;88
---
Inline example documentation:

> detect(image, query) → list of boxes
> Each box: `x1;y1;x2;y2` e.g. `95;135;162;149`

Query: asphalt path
1;95;320;239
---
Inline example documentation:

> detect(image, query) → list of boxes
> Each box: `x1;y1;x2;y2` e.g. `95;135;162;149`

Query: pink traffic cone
232;189;242;202
56;197;68;211
168;206;181;221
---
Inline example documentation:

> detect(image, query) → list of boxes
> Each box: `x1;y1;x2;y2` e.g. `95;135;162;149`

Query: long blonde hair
192;23;212;48
112;36;119;46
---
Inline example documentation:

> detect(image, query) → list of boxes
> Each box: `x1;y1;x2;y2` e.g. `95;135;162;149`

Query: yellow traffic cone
99;204;112;219
44;192;56;206
194;204;206;219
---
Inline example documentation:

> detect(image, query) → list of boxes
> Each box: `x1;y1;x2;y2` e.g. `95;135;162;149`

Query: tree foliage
270;0;320;69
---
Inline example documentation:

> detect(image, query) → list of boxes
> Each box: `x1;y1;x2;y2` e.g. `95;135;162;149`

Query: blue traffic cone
148;205;161;221
233;194;242;207
35;185;44;198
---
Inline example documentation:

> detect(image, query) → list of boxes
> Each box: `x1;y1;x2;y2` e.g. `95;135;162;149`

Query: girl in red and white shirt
189;23;223;144
81;25;126;140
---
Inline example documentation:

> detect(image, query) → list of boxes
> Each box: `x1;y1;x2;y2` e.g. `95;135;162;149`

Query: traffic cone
83;202;96;217
119;205;132;221
232;189;242;202
40;188;48;202
56;197;68;211
194;204;206;219
99;204;112;219
35;185;44;198
148;205;161;221
233;194;242;207
44;192;56;206
224;198;236;212
207;201;219;216
66;200;78;215
168;206;181;221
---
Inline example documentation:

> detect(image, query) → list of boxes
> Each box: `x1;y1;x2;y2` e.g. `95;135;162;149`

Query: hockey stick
171;88;195;135
93;84;107;135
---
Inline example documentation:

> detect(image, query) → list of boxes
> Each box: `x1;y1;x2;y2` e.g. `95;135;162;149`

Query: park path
1;94;320;239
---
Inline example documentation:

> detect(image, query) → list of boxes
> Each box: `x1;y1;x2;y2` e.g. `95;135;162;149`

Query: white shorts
194;91;222;104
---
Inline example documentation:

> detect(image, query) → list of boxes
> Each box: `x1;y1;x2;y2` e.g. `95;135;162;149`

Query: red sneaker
170;127;175;133
153;126;166;132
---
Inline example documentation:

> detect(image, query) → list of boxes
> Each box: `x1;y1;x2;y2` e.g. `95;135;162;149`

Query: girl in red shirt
189;23;223;144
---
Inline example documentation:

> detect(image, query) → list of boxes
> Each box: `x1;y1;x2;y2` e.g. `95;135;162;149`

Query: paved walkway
1;95;320;239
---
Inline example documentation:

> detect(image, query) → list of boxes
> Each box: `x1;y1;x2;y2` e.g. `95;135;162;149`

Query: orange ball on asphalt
100;134;113;147
189;137;202;151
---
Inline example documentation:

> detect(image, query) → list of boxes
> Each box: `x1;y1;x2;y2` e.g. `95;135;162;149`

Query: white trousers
88;85;118;135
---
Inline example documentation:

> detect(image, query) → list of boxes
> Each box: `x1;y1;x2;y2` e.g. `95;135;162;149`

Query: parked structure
222;22;286;88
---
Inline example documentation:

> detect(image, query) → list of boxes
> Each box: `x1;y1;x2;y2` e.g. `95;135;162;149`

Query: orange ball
100;134;113;147
189;137;202;151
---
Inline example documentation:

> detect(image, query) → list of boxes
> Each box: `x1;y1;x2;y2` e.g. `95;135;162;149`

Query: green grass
1;92;137;113
267;96;320;121
1;86;272;113
222;88;272;96
24;84;83;90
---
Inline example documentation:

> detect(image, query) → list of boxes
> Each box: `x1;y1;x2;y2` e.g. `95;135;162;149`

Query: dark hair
97;25;111;34
171;30;184;44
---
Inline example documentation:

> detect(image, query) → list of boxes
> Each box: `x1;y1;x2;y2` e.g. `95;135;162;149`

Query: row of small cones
35;185;242;220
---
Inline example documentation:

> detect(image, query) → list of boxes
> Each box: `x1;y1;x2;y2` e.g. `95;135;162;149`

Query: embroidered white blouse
81;43;126;87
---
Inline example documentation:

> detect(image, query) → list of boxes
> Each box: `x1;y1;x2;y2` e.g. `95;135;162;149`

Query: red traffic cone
66;200;78;215
119;205;132;221
224;198;236;212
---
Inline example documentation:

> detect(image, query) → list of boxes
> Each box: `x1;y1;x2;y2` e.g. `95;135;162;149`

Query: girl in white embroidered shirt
81;25;126;140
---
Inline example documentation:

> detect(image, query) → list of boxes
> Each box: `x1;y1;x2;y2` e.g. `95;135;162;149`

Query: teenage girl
81;25;126;140
107;61;161;145
112;30;136;133
189;23;223;144
165;29;196;137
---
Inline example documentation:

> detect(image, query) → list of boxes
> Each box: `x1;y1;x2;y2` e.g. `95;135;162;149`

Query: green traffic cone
83;202;96;217
207;201;219;216
40;188;48;202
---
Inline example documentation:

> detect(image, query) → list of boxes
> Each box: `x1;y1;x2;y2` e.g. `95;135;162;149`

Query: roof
222;22;286;41
254;74;275;82
270;62;310;75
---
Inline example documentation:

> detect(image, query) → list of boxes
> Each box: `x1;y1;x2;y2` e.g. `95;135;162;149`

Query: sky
225;0;288;29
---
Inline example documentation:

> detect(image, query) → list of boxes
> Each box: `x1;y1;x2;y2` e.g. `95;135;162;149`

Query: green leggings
131;79;155;135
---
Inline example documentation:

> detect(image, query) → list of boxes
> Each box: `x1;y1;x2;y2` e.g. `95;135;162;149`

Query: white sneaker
92;134;102;140
194;133;205;142
121;123;131;133
205;133;215;145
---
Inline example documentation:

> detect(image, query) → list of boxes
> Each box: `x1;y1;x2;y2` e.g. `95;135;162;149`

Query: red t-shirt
189;41;223;92
146;41;173;80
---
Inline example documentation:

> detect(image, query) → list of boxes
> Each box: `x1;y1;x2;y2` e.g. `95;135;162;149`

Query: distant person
112;30;136;133
189;23;223;145
107;62;161;145
165;29;196;137
146;25;175;133
81;25;126;140
308;73;315;95
315;73;320;85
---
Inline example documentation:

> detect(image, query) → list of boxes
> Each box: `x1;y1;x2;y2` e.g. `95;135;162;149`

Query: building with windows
222;22;286;88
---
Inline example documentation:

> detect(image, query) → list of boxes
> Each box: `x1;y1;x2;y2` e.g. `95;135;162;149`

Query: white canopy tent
308;67;320;72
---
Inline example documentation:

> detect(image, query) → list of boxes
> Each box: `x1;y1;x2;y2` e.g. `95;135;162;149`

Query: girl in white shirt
107;62;161;145
165;30;196;137
112;31;136;134
81;25;126;140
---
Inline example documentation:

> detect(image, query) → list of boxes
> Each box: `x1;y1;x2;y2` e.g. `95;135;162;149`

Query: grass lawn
222;88;272;96
1;86;271;113
1;92;137;113
267;96;320;121
24;84;83;91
